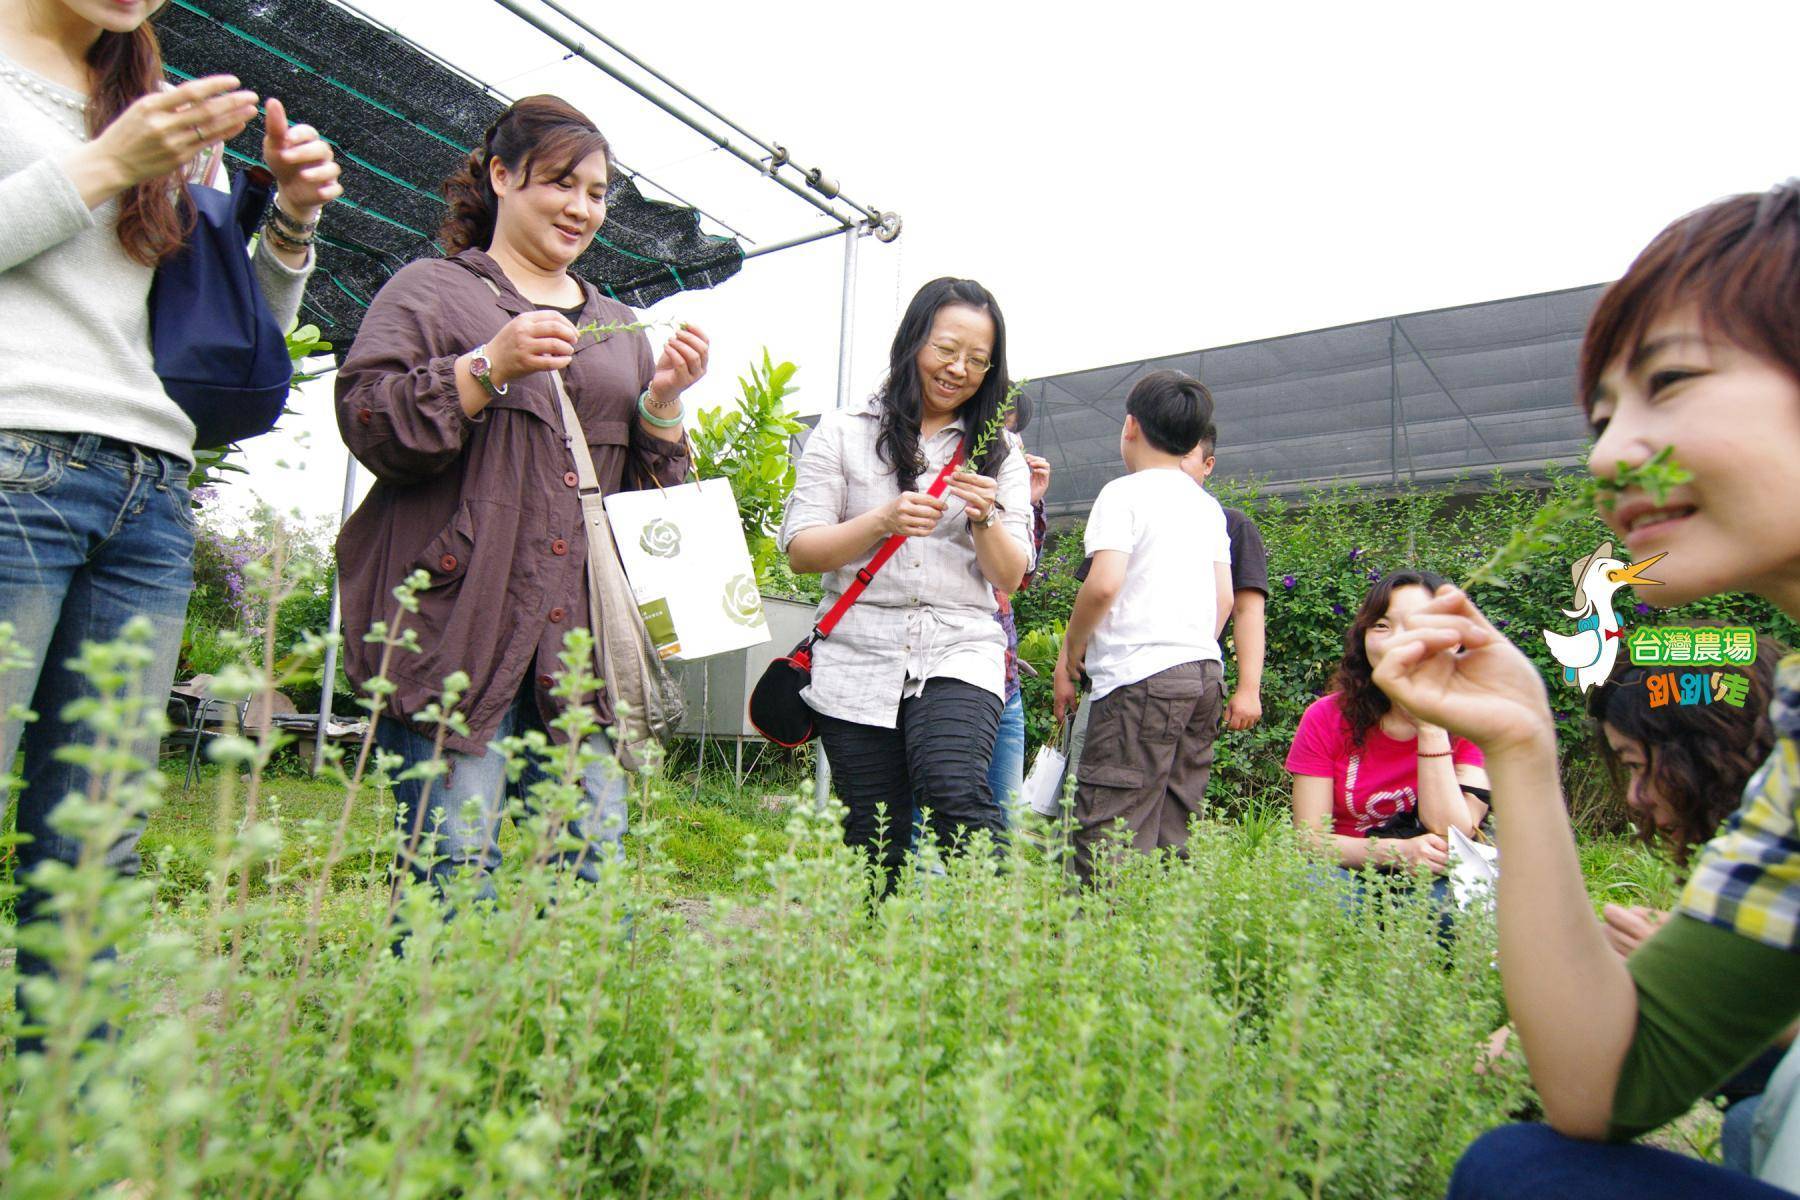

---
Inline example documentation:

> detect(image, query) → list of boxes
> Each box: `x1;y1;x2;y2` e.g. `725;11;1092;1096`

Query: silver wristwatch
468;344;508;398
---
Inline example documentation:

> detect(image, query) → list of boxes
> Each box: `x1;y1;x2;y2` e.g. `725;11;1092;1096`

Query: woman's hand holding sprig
484;311;578;389
878;491;946;539
946;471;999;526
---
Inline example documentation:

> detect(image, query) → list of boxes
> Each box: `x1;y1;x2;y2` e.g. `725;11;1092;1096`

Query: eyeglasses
927;343;992;374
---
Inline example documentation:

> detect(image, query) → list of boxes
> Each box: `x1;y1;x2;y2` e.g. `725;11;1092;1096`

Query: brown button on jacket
334;249;688;753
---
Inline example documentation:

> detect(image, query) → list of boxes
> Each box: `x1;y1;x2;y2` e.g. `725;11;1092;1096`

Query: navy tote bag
148;168;293;450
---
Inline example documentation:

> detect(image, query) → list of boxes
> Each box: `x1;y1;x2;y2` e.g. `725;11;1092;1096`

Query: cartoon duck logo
1541;541;1665;691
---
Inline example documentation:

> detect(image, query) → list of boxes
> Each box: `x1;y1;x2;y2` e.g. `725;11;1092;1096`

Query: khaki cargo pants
1070;659;1224;885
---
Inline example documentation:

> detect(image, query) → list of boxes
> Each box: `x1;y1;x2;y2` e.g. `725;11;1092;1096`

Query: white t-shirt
1082;467;1230;700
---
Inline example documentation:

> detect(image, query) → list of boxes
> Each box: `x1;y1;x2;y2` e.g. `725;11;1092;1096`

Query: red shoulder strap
813;449;965;641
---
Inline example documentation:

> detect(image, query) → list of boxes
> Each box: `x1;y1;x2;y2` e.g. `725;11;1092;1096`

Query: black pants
818;677;1004;891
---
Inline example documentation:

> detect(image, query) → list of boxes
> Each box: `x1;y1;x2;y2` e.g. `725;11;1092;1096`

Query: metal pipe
488;0;870;228
743;224;857;259
324;0;753;245
602;224;857;301
533;0;886;226
1392;319;1502;463
813;225;862;808
312;453;359;776
535;0;777;158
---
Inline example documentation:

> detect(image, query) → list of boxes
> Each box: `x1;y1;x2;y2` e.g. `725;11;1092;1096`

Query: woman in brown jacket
334;95;707;905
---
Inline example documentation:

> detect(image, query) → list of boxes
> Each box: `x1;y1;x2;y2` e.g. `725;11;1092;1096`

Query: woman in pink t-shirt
1286;571;1490;882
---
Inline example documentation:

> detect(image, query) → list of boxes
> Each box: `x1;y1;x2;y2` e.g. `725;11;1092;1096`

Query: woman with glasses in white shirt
780;277;1035;894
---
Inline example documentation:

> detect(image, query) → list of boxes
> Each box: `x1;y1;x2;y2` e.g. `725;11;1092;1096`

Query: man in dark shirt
1180;431;1268;729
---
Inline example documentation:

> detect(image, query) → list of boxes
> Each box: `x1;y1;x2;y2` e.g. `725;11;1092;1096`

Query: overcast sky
218;0;1800;525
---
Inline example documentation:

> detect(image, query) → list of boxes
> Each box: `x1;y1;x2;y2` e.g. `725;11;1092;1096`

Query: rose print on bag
639;517;681;559
720;573;764;627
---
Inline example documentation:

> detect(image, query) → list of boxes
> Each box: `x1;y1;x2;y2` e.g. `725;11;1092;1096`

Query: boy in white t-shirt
1052;370;1233;883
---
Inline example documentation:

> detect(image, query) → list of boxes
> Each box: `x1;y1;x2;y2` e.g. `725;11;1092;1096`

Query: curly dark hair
1330;570;1452;745
874;277;1012;490
1587;629;1784;868
439;95;612;255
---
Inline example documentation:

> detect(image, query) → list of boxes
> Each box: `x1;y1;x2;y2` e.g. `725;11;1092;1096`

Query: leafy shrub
690;351;807;596
183;500;347;715
0;593;1527;1195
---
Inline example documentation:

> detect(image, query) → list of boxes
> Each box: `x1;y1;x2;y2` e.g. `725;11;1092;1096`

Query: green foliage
1013;521;1091;745
959;378;1027;475
182;500;347;714
1462;449;1693;591
690;351;806;595
1;538;1698;1196
0;581;1529;1196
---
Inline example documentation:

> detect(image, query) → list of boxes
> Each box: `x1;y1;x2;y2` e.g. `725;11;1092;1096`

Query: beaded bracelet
266;200;320;239
261;223;314;255
637;388;685;428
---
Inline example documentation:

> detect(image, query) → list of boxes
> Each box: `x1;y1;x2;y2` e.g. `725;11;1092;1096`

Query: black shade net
157;0;745;355
1021;284;1606;512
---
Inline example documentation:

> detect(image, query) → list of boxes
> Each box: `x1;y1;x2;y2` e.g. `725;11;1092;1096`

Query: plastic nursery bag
1022;742;1070;818
1446;826;1499;911
603;479;771;662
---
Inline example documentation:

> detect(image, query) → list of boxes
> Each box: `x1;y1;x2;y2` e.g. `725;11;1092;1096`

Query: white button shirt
778;396;1035;728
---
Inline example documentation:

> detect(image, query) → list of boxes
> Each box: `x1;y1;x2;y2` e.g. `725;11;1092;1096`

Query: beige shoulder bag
547;370;686;772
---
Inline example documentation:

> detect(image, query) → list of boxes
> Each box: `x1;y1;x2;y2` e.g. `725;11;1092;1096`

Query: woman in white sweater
0;0;338;1048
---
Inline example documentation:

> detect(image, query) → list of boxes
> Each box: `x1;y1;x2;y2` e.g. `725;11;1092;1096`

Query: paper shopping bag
1446;826;1499;911
1022;742;1071;818
603;479;771;662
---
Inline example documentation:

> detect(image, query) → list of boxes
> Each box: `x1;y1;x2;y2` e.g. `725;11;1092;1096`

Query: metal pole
487;0;879;228
814;226;862;809
604;224;857;302
531;0;890;229
1389;322;1399;490
742;224;858;260
534;0;780;159
312;454;358;776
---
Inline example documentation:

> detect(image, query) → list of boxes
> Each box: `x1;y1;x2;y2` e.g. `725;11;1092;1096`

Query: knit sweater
0;49;312;464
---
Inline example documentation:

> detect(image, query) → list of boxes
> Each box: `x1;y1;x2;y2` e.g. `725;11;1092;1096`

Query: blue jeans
984;690;1026;828
1726;1095;1764;1176
0;431;195;1046
376;684;630;908
1448;1123;1794;1199
1317;862;1457;945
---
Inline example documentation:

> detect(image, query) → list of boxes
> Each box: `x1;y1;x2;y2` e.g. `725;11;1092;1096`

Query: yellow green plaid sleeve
1676;653;1800;952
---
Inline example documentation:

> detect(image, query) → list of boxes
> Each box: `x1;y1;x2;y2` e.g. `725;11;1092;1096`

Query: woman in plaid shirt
1376;184;1800;1198
780;278;1034;893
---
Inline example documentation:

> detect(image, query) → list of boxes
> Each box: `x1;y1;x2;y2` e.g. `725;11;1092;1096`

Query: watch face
470;352;493;378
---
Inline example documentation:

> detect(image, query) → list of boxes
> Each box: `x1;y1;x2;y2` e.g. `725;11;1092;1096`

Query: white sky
220;0;1800;525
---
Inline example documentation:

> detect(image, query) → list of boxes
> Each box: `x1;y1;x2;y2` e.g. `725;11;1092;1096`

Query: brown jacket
334;249;688;752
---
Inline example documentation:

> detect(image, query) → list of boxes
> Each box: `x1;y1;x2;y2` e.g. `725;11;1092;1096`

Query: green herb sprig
959;378;1029;474
1459;447;1692;591
574;317;683;344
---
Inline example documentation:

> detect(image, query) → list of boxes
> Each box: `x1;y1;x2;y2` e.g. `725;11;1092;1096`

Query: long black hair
875;277;1012;490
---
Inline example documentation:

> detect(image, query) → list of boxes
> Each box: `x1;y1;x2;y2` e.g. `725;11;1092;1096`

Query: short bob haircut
1579;182;1800;411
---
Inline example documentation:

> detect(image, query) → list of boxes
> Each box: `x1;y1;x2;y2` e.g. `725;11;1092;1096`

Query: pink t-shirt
1284;693;1485;837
